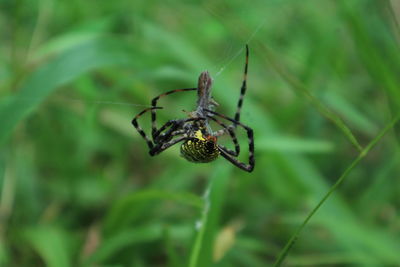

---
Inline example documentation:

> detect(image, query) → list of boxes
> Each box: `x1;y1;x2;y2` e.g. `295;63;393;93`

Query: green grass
1;0;400;266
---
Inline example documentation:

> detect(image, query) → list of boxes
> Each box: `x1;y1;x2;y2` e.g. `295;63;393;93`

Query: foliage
1;0;400;266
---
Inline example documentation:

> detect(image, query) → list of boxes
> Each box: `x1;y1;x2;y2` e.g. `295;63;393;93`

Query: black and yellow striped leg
150;117;207;156
219;148;253;172
153;117;206;143
132;107;192;151
150;88;197;139
152;119;183;144
205;109;254;172
234;44;249;124
207;116;240;156
132;107;163;150
149;136;188;156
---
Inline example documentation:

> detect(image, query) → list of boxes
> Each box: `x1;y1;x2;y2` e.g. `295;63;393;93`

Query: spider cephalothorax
132;45;255;172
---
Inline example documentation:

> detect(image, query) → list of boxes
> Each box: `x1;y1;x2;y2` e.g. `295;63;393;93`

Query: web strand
214;18;266;77
10;97;152;108
203;2;267;78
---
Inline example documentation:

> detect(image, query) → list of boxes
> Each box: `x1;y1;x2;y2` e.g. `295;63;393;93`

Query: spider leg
151;88;197;139
218;147;253;172
149;136;188;156
131;107;163;149
233;44;249;125
132;105;204;150
132;107;188;149
150;117;206;156
132;116;184;153
153;117;206;143
205;109;254;172
152;119;182;143
207;115;240;156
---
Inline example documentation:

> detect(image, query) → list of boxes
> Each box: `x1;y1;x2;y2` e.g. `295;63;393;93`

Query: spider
131;45;254;172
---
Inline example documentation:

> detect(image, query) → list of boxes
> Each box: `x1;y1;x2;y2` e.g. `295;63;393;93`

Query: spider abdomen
180;138;219;163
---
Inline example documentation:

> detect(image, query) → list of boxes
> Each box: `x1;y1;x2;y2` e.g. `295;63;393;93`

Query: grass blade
189;165;231;267
273;113;400;266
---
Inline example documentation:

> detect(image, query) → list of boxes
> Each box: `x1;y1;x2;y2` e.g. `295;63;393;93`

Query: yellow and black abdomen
180;138;219;163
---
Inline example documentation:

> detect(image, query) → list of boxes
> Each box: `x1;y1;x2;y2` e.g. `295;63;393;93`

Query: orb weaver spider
132;45;254;172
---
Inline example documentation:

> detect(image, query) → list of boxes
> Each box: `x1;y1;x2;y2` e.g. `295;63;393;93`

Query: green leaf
23;225;71;267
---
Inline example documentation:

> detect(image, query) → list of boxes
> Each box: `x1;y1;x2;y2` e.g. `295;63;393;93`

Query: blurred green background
1;0;400;266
